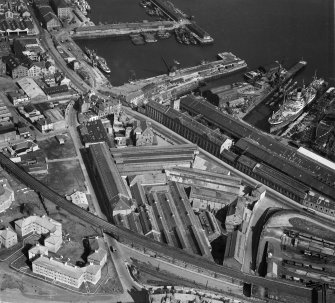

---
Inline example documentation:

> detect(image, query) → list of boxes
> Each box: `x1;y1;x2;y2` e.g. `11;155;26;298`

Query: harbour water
76;0;334;130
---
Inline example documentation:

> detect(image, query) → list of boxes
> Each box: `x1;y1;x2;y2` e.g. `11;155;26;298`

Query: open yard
40;160;85;196
49;210;101;243
289;217;335;243
38;134;77;160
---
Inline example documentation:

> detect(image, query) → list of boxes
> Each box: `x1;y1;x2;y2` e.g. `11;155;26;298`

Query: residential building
15;215;62;253
0;122;17;143
91;99;121;118
87;237;107;266
132;120;155;146
43;108;66;130
32;255;101;288
28;243;48;259
7;91;29;106
0;40;11;57
13;38;44;61
36;3;61;30
0;227;17;248
0;178;14;213
35;118;53;133
0;59;6;76
50;0;71;19
3;55;28;79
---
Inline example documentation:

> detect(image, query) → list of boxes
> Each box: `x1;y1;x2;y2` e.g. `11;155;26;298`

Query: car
60;40;64;43
68;47;72;51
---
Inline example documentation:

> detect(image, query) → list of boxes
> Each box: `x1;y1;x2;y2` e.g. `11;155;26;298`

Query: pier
149;0;214;44
71;20;181;39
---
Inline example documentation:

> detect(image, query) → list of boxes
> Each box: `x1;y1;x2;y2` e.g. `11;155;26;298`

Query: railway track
0;152;312;300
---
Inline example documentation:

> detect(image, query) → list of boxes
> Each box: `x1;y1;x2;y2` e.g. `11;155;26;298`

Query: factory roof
17;77;46;99
88;143;129;203
235;138;334;199
181;96;335;199
190;186;239;205
79;119;113;147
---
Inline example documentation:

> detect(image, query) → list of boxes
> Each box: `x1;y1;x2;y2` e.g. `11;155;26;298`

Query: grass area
289;217;335;242
0;273;21;291
0;77;19;92
95;255;123;295
56;240;84;265
40;160;85;196
49;209;100;243
38;134;77;160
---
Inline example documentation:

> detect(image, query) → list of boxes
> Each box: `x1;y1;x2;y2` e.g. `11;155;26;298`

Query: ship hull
269;110;302;133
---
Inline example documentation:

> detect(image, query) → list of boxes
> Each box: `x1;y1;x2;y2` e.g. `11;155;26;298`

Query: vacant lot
40;160;85;196
50;210;100;242
38;134;77;160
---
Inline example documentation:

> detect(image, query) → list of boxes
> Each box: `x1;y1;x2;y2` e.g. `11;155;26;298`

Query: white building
32;255;101;288
15;215;62;253
0;178;14;213
70;191;89;209
87;237;107;266
0;227;17;248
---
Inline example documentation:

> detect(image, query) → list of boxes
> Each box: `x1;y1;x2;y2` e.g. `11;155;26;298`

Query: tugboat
96;56;111;74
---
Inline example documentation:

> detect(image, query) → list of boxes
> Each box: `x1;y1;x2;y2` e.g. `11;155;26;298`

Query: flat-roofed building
50;0;71;19
70;191;88;209
15;215;62;253
87;237;107;267
43;107;66;131
17;77;46;100
0;227;17;248
7;91;29;106
32;255;101;288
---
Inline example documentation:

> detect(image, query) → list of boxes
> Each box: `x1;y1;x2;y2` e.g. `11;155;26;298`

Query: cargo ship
268;78;325;132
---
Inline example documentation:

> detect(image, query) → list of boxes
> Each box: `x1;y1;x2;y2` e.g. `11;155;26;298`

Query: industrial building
145;101;232;159
88;143;134;220
125;178;213;258
17;77;46;100
165;166;243;211
178;95;335;204
110;144;198;175
79;119;114;148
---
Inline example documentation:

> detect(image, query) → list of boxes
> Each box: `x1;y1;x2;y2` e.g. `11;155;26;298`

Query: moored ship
268;78;325;132
96;56;111;74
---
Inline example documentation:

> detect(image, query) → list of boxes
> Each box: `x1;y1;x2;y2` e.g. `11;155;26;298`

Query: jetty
71;20;180;39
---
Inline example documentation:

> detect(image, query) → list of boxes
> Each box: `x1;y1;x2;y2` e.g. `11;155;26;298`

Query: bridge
0;152;313;301
71;20;183;39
